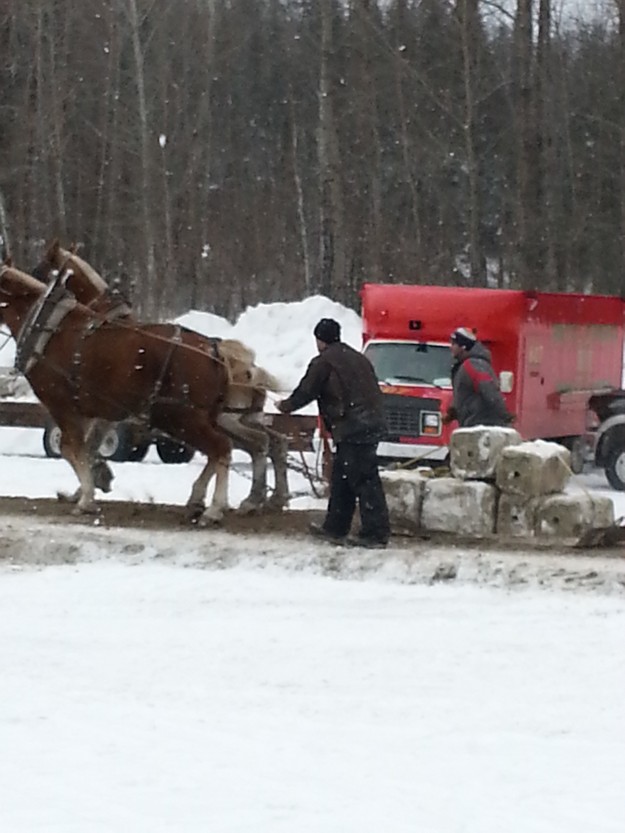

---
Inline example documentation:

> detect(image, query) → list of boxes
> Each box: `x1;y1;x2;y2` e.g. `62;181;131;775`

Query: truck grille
382;394;441;440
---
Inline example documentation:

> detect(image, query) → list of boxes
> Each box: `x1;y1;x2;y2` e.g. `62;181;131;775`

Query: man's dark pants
323;442;390;543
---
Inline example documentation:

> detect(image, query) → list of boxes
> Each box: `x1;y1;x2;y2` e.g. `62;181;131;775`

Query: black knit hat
450;327;477;351
314;318;341;344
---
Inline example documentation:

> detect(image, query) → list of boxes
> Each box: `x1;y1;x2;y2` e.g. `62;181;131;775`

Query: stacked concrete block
450;426;522;480
380;470;428;533
496;440;571;498
496;493;540;538
535;491;615;539
421;477;497;538
379;431;615;546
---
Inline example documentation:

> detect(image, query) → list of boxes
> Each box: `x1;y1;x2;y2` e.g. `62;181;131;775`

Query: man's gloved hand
276;399;289;414
442;406;457;425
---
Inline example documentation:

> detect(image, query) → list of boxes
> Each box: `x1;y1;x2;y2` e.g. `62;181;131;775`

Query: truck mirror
499;371;514;393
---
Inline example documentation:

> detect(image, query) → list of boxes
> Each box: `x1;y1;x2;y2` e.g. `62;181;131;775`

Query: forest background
0;0;622;319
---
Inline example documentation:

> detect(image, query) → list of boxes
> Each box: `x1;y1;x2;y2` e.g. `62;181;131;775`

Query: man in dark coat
445;327;513;427
277;318;390;548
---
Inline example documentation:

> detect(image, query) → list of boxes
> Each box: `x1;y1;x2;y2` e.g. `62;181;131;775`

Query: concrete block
421;477;497;538
535;491;615;538
496;493;539;538
380;470;427;533
450;426;522;480
496;440;571;497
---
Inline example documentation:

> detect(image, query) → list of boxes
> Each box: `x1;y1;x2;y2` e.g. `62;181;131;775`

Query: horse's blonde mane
217;339;281;392
58;247;108;292
249;366;282;392
219;338;256;366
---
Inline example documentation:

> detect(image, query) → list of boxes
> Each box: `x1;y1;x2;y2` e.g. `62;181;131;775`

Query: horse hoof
93;461;114;493
266;496;289;512
57;490;80;505
185;501;205;523
236;500;264;516
72;502;99;516
198;506;225;526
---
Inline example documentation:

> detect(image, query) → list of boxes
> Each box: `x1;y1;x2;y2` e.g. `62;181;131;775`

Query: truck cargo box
361;284;625;461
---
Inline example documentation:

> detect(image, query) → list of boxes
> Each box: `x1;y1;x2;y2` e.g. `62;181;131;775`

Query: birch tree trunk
318;0;346;299
127;0;157;316
458;0;484;285
618;0;625;280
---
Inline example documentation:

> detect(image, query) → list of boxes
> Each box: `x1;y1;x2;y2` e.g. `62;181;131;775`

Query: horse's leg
265;426;290;511
186;459;214;521
85;419;114;493
200;451;231;525
218;413;269;514
56;417;98;514
157;416;232;525
58;419;114;504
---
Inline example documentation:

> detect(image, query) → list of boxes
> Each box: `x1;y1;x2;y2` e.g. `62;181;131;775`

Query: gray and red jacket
451;341;512;428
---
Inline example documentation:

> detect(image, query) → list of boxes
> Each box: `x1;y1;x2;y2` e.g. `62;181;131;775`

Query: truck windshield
364;342;452;388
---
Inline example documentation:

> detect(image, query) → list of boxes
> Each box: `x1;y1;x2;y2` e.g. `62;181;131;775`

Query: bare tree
318;0;346;298
125;0;157;315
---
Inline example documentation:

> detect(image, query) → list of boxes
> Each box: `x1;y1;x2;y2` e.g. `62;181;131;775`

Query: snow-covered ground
1;563;624;833
0;297;624;832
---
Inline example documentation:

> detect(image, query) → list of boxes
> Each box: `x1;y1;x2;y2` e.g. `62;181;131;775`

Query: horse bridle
0;265;17;348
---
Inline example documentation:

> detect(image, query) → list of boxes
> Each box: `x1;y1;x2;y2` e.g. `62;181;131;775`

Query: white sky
0;297;624;832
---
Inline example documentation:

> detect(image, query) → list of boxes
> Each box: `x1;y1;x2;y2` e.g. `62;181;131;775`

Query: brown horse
0;263;234;522
32;241;290;513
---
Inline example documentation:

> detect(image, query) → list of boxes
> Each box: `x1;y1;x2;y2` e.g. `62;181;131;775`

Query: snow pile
0;294;362;412
178;295;362;392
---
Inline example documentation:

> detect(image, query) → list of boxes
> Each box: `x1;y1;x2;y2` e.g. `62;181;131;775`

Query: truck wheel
605;446;625;491
156;437;195;464
42;421;62;458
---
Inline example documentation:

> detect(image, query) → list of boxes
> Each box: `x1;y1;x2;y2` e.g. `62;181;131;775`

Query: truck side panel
517;321;624;440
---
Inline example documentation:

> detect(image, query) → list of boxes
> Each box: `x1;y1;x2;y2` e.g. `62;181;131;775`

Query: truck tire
156;436;195;464
42;421;62;458
604;446;625;491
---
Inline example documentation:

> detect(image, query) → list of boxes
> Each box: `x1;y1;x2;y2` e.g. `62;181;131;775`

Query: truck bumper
377;440;448;462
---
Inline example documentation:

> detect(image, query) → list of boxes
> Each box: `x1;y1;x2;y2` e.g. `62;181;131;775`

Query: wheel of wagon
125;438;151;462
42;420;62;459
156;436;195;464
98;423;138;462
604;446;625;491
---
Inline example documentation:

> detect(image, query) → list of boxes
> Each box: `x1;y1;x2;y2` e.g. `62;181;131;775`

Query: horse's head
30;238;64;283
0;263;46;321
32;240;109;305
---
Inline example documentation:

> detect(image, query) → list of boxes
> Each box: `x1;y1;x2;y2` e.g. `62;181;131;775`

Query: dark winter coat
280;342;387;444
451;341;512;428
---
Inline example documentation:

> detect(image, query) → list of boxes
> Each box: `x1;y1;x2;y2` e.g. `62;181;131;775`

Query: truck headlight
420;411;442;436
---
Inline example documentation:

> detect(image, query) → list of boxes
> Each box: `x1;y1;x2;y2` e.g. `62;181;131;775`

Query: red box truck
361;283;625;485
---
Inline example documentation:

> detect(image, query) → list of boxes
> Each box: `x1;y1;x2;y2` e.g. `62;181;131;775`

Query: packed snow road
0;563;623;833
0;429;624;832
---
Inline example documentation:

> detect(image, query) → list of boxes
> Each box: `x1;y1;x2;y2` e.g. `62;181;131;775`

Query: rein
0;327;13;354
